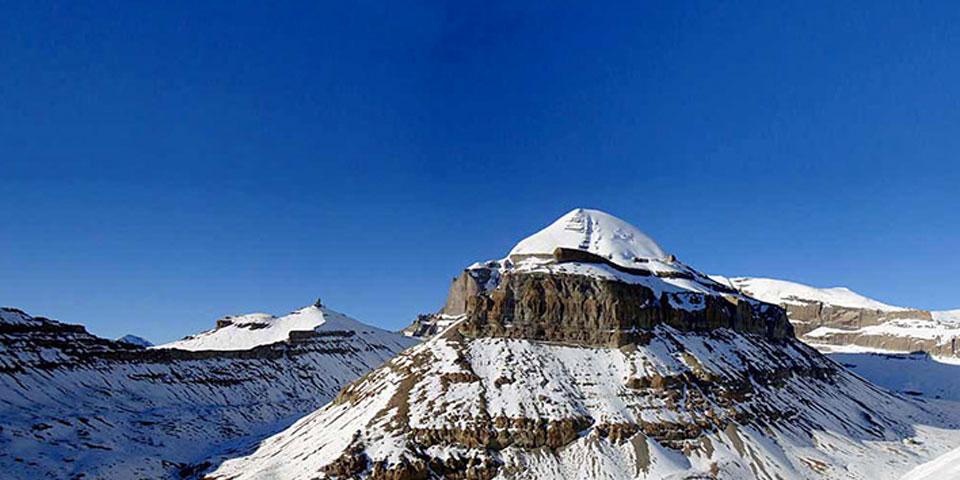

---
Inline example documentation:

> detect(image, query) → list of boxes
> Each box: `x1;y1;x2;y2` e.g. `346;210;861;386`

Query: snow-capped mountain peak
509;208;668;268
156;302;389;351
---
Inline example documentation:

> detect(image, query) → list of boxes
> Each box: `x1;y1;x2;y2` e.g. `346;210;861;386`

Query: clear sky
2;1;958;343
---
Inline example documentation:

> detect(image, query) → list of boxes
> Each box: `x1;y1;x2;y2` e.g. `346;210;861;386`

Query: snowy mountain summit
509;208;668;265
406;208;786;340
213;209;960;480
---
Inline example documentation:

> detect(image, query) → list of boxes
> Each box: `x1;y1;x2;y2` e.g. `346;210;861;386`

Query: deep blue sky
2;1;958;343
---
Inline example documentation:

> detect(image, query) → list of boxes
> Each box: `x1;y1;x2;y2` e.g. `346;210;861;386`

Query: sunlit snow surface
901;444;960;480
210;210;960;480
509;208;668;265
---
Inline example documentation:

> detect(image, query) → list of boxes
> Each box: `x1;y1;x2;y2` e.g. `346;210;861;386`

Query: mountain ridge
0;302;417;478
713;276;960;358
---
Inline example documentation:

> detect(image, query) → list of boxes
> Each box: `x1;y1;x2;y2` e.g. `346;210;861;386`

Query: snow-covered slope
901;446;960;480
933;309;960;325
713;276;960;359
0;303;417;479
212;325;960;480
215;209;960;480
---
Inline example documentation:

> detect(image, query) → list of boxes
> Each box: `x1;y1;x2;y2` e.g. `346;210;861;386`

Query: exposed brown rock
458;272;793;347
321;436;368;478
807;331;959;357
747;295;959;358
442;268;496;316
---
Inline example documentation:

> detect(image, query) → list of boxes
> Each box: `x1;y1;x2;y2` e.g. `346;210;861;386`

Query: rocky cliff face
458;270;792;347
781;301;931;336
0;305;417;479
781;301;958;354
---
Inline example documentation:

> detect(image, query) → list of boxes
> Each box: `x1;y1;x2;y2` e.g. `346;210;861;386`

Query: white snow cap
509;208;667;262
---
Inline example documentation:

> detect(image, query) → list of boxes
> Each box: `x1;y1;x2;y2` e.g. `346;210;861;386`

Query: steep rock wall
457;272;793;347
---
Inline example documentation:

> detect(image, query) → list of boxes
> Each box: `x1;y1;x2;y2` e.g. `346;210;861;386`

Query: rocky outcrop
402;266;496;339
457;271;793;347
401;313;449;339
441;265;499;316
807;330;960;357
442;269;490;316
768;301;959;357
780;300;932;336
408;265;792;344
